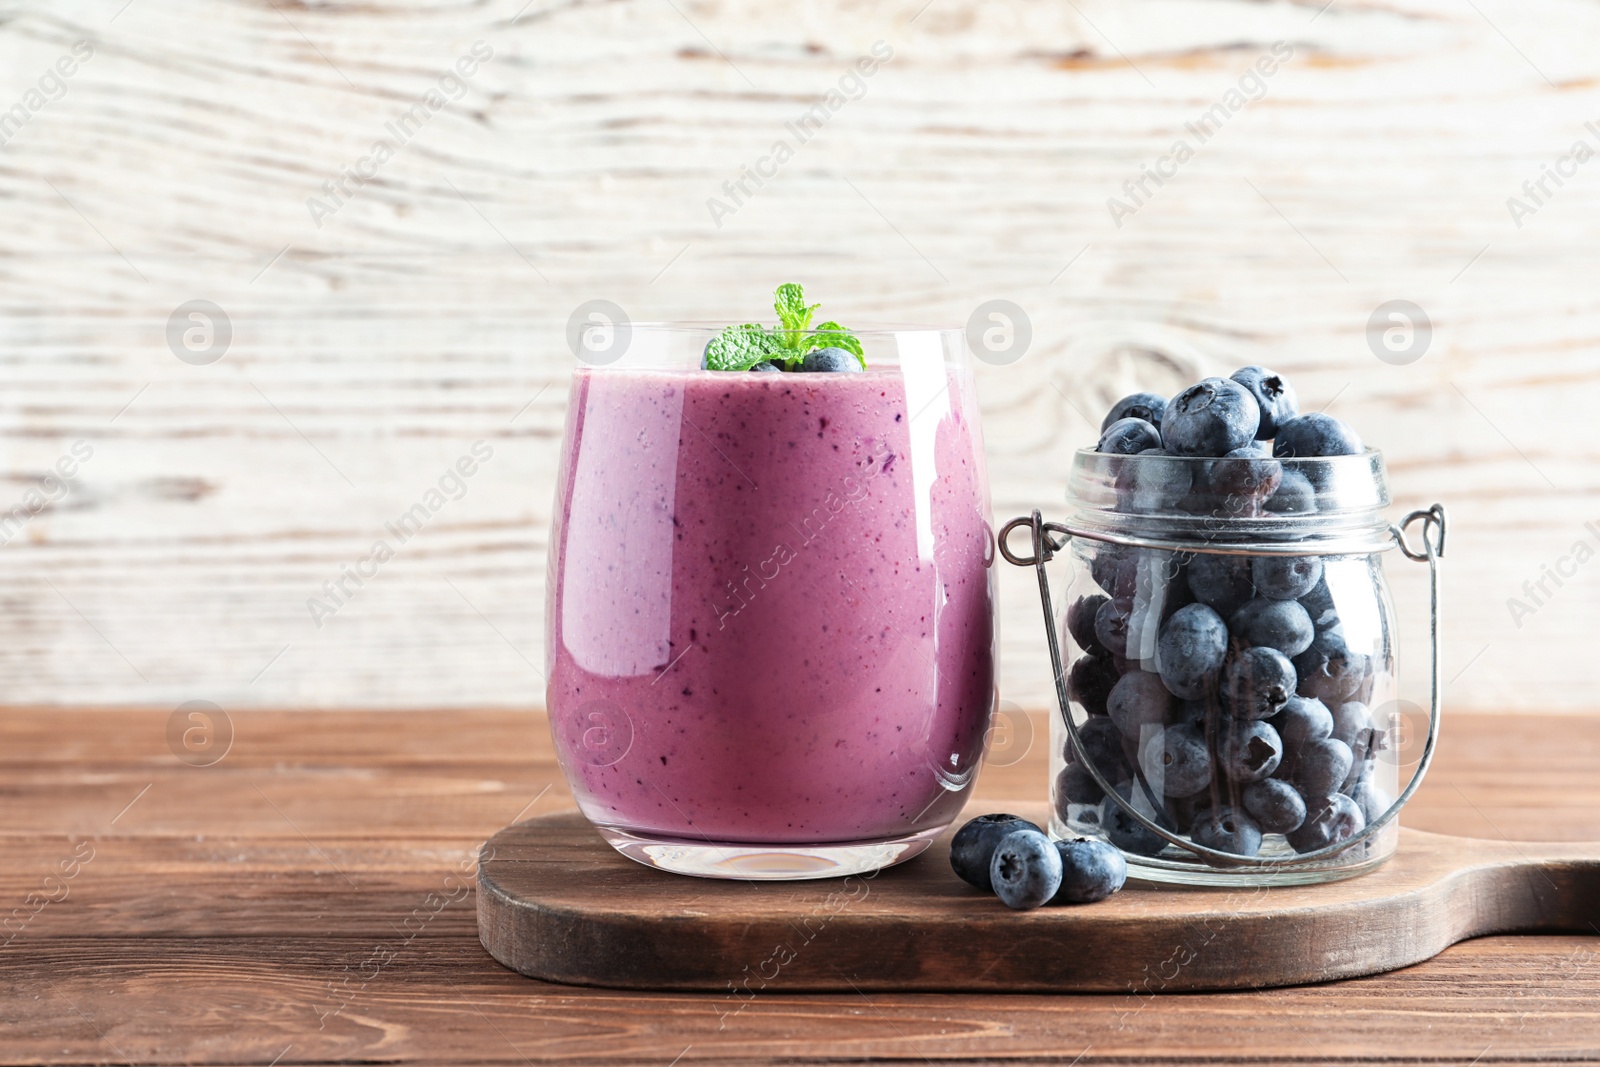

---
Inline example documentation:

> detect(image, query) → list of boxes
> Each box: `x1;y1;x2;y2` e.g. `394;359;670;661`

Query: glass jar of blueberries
1001;370;1446;886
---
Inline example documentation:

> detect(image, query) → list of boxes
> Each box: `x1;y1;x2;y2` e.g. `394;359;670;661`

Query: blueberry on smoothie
1051;838;1128;904
703;283;866;372
1155;602;1229;700
801;346;862;373
1243;777;1307;835
1221;646;1297;721
1161;377;1261;457
1098;417;1163;455
1273;413;1363;458
1230;597;1315;657
1191;806;1264;858
1252;555;1324;601
1229;365;1299;439
990;828;1064;910
1102;391;1169;433
950;813;1043;892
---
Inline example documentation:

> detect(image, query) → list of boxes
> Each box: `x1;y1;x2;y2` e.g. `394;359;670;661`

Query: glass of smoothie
546;308;996;879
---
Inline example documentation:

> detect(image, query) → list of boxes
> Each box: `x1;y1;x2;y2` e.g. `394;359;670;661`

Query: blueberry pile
949;813;1127;910
1096;369;1364;520
1057;368;1389;860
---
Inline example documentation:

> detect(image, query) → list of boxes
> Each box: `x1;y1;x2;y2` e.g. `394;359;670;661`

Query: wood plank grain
0;0;1598;710
4;936;1600;1065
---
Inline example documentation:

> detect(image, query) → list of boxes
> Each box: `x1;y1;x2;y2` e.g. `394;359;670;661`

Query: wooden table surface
4;708;1599;1065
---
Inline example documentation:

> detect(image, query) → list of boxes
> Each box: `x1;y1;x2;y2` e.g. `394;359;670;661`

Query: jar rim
1066;448;1394;550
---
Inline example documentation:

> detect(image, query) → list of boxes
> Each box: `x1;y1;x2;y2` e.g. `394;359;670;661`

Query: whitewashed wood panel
0;0;1597;713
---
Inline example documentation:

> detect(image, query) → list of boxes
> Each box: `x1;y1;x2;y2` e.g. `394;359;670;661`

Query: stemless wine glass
546;325;997;880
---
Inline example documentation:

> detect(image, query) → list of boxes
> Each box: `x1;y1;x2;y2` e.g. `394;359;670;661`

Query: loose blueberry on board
1243;777;1308;835
1118;449;1194;513
1108;671;1176;739
1191;806;1265;858
1272;694;1334;746
1100;783;1170;856
1051;838;1129;904
1264;468;1317;514
1098;417;1163;456
1287;793;1366;853
1294;630;1371;704
1229;366;1300;439
990;828;1065;910
1067;653;1120;716
950;814;1044;891
1221;646;1298;720
1156;602;1229;699
1218;719;1284;784
1231;597;1316;657
1273;413;1364;458
800;347;862;373
1093;597;1134;659
1140;723;1213;797
1187;554;1255;618
1162;377;1262;457
1102;391;1170;433
1287;737;1355;798
750;360;784;373
1252;556;1324;601
1066;594;1110;655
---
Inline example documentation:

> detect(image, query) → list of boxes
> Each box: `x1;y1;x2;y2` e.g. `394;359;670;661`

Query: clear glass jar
546;325;996;880
1007;449;1443;886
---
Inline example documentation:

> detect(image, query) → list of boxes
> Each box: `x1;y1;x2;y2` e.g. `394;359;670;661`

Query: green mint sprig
703;284;865;371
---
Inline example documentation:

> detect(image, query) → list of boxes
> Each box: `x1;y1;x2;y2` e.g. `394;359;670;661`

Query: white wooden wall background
0;0;1596;714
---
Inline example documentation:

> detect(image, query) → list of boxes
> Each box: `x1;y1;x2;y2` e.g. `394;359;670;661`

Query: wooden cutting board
476;808;1600;993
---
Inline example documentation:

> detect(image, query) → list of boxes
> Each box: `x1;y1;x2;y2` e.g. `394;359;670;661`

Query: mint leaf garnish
705;284;864;371
703;323;784;371
805;322;865;368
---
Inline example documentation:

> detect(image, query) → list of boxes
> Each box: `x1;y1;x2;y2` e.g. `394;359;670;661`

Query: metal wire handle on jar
998;504;1446;871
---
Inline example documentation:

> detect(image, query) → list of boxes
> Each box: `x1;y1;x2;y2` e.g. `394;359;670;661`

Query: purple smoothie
547;364;995;844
